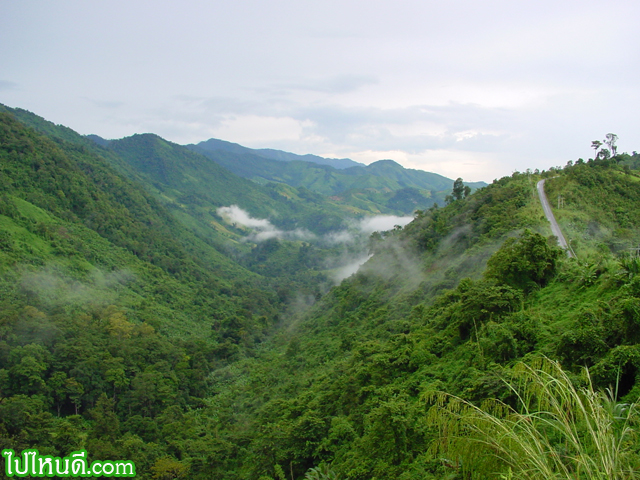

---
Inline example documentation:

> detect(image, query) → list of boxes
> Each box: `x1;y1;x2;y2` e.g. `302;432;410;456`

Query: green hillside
186;159;640;479
106;134;369;235
0;110;288;325
101;133;413;292
109;134;292;221
0;109;308;472
0;106;388;297
1;105;639;480
189;142;485;214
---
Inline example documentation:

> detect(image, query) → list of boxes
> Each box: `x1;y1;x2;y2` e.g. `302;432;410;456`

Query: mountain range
86;131;486;218
188;137;364;169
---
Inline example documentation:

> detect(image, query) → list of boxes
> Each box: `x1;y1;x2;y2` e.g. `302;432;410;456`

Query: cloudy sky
1;1;639;181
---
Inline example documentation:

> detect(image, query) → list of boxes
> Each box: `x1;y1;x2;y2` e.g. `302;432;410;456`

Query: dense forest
1;105;639;479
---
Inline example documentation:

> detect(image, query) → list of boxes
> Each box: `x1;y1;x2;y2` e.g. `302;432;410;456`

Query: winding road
537;179;575;258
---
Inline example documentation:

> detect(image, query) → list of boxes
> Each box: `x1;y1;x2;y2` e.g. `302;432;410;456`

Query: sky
1;0;639;182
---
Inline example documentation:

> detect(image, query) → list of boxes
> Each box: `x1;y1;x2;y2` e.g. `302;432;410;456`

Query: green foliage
546;158;640;257
190;145;473;215
3;104;640;479
426;358;640;479
485;229;562;292
403;171;539;255
305;464;340;479
151;457;190;480
452;177;465;201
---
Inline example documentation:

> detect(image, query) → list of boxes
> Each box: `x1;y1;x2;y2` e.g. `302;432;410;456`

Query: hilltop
191;137;364;169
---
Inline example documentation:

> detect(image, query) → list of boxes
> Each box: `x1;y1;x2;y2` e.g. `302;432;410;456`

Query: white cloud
211;115;314;146
2;0;640;181
0;80;18;91
402;150;502;183
216;207;416;281
218;205;272;230
325;230;355;245
323;215;416;245
332;254;373;282
357;215;413;235
217;205;314;242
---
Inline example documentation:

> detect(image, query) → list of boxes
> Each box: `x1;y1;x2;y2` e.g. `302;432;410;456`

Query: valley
1;104;639;479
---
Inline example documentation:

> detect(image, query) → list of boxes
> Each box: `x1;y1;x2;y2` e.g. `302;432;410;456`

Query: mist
217;205;314;242
357;215;413;234
324;215;414;282
331;253;374;282
20;265;135;309
217;205;413;246
217;205;417;282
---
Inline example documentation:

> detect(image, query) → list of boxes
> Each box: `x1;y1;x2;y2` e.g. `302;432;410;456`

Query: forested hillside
0;110;290;475
107;134;356;235
193;158;640;480
0;106;399;302
189;141;486;214
1;105;640;480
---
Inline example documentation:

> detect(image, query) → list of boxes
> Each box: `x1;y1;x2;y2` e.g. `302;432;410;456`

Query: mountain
85;133;110;147
107;133;310;224
193;137;364;169
0;106;377;297
0;107;277;319
344;159;486;191
3;103;638;479
188;142;486;212
100;132;414;239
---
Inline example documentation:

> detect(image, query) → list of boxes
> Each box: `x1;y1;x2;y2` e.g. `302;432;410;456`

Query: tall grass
304;464;340;480
425;358;640;479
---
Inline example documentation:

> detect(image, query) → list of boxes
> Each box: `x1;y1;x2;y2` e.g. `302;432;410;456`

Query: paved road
537;179;574;258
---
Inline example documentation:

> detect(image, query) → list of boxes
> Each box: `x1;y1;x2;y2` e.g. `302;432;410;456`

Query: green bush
485;230;562;292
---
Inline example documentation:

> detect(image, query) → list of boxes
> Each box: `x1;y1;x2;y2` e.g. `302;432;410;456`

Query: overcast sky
2;1;639;182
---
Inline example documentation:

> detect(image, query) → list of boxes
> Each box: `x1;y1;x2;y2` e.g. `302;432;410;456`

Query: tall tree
591;140;602;159
604;133;618;156
452;178;465;201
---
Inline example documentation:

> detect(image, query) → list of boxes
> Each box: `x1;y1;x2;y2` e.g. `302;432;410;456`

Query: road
537;179;574;258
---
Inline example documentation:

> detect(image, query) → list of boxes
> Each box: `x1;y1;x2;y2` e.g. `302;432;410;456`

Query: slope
109;134;290;221
181;159;640;480
0;108;301;471
0;111;281;331
106;133;408;236
1;106;403;304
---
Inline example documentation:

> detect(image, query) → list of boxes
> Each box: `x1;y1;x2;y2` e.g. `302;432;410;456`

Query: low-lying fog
217;205;414;281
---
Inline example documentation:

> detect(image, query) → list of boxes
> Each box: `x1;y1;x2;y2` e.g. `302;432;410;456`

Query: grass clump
426;357;640;479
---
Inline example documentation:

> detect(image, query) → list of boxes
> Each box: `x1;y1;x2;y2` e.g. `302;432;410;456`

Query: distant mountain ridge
85;133;110;147
88;134;486;208
103;132;363;234
188;142;486;207
193;138;364;170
